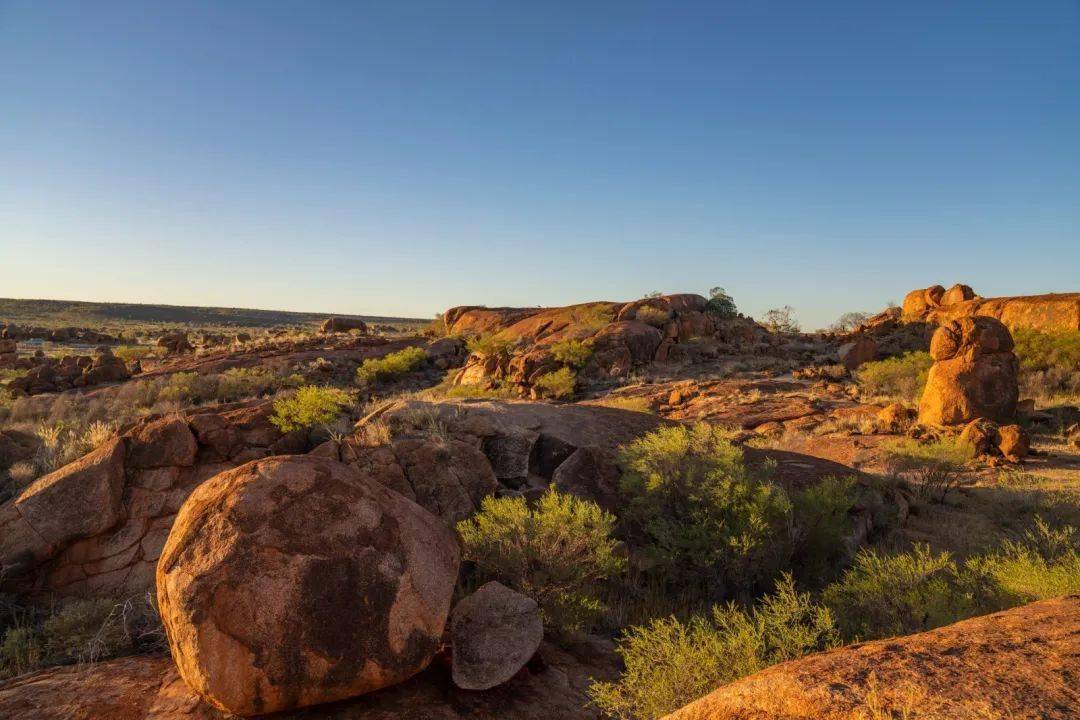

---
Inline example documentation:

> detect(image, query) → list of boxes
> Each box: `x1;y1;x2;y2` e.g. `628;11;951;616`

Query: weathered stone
126;417;196;469
393;439;498;524
157;456;460;716
997;424;1030;461
837;336;877;370
450;582;543;691
918;317;1019;426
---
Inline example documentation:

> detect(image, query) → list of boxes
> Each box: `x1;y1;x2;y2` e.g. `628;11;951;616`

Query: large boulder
450;582;544;691
157;456;460;716
918;317;1019;426
941;283;976;305
901;284;945;320
320;316;369;334
0;438;125;575
836;336;877;371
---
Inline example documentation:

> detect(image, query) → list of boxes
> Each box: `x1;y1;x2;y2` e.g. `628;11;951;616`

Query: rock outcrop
450;581;544;691
902;284;1080;333
3;347;132;396
320;316;369;334
918;316;1019;426
157;455;460;716
0;400;313;598
665;596;1080;720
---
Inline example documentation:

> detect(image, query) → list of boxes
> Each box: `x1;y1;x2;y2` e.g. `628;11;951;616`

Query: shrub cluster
588;575;838;720
355;346;427;387
855;351;932;404
549;338;593;369
533;366;577;400
457;489;625;636
270;385;352;433
617;424;793;594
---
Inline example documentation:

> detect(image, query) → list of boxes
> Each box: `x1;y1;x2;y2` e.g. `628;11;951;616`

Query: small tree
705;287;737;318
762;306;800;334
831;311;870;332
457;489;625;635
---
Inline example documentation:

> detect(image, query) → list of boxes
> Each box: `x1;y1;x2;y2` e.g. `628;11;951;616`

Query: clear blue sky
2;1;1077;328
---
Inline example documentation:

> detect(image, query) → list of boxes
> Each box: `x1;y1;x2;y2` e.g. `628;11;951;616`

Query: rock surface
156;455;460;716
665;596;1080;720
918;316;1019;426
902;284;1080;333
450;582;544;691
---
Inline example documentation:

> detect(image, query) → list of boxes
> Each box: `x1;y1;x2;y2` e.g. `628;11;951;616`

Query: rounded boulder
450;581;543;690
156;456;460;716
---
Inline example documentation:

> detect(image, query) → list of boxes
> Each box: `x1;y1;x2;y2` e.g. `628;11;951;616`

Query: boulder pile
918;316;1019;426
320;316;369;334
902;283;1080;333
2;347;131;396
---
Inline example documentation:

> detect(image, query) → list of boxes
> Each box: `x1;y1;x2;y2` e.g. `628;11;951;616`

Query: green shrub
634;306;671;328
533;367;576;399
159;372;216;405
883;436;972;472
270;386;352;433
356;346;427;387
466;334;515;359
855;351;932;404
1012;329;1080;372
457;489;624;636
705;287;737;318
589;575;837;720
112;345;152;363
788;476;856;585
822;544;971;641
966;517;1080;609
549;339;593;369
215;366;295;402
617;424;791;593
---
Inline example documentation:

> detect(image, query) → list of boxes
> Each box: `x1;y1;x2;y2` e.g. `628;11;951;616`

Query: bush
1013;329;1080;402
466;334;514;360
705;287;737;318
883;436;972;504
966;518;1080;609
634;306;671;328
270;386;352;433
457;489;624;636
589;575;837;720
618;424;791;594
830;311;870;332
549;339;593;369
159;372;217;405
215;366;295;402
788;476;856;585
112;345;152;363
822;544;971;641
533;367;576;399
0;625;42;679
855;351;932;404
356;346;427;387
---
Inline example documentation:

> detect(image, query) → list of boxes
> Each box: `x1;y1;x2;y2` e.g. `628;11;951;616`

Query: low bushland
355;346;427;387
588;575;838;720
270;385;353;433
1013;329;1080;405
855;351;932;404
533;367;577;399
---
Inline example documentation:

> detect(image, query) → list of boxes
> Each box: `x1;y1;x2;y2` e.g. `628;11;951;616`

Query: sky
1;1;1077;329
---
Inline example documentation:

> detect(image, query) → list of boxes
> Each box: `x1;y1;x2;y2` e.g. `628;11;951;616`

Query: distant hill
0;298;429;330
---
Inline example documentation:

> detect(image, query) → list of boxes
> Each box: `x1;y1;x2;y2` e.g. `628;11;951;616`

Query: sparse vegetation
269;385;352;433
855;351;932;404
589;395;654;413
762;306;800;334
1013;329;1080;404
467;333;515;360
533;367;577;399
355;346;427;386
831;311;870;332
634;306;671;328
589;575;838;720
457;489;625;636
